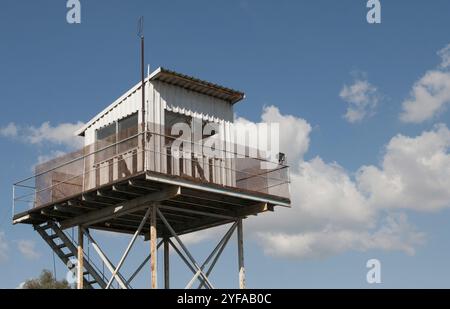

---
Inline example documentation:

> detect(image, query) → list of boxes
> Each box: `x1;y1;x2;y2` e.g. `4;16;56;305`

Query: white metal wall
82;79;236;188
147;81;235;187
83;88;142;145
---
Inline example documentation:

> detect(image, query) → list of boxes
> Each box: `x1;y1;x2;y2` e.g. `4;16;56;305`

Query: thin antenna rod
138;16;145;169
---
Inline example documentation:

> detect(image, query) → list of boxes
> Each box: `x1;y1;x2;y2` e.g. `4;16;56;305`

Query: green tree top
23;269;72;289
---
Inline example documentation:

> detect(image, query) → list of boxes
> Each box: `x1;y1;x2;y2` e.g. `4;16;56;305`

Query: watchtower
13;67;290;289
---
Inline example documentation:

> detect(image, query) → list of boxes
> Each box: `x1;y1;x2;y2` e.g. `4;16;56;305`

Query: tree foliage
23;269;72;289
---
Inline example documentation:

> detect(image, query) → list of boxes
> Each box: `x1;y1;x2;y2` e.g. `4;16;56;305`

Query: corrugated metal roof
149;67;245;105
75;67;245;136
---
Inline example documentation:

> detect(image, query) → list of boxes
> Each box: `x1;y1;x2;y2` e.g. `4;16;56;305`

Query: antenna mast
138;17;146;169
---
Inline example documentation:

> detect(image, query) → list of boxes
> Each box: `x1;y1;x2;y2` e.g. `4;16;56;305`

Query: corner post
164;237;170;289
150;204;158;289
237;218;246;289
77;226;84;289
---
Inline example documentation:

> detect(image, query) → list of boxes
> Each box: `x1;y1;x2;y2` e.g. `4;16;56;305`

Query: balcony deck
13;129;290;236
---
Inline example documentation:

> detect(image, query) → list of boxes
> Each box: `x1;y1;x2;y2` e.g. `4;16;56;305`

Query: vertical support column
237;219;246;289
77;226;84;290
164;237;170;289
150;204;158;289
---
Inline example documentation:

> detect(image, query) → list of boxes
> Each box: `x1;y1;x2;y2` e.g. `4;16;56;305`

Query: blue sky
1;0;450;288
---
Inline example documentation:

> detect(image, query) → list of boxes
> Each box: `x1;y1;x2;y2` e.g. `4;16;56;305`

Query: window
95;112;139;163
118;113;138;153
95;123;116;163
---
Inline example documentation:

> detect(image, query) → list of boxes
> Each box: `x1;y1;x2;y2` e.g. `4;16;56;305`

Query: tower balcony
13;125;290;236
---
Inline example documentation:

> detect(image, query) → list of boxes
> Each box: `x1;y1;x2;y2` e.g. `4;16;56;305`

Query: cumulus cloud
243;106;427;260
258;214;425;259
340;78;380;123
0;231;8;263
438;43;450;69
0;121;84;149
228;110;449;259
37;150;68;165
180;229;220;246
236;105;312;169
357;124;450;212
261;106;312;165
400;44;450;123
0;123;18;138
17;240;41;260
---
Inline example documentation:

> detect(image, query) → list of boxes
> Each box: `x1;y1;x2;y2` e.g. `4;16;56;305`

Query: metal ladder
34;221;107;289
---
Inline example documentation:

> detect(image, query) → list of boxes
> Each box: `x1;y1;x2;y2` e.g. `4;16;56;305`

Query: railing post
77;226;84;289
237;218;246;289
150;204;158;289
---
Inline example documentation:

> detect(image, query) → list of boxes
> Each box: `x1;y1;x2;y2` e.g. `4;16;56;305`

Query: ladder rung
64;253;74;259
56;244;66;249
37;225;51;231
49;234;59;239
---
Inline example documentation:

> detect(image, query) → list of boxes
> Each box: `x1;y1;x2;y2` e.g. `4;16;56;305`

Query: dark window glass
95;123;117;163
118;113;138;153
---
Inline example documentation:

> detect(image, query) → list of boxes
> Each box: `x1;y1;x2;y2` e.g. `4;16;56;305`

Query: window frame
95;112;139;163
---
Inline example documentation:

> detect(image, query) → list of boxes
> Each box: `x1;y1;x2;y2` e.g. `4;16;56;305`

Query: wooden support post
237;219;246;289
150;204;158;289
164;237;170;289
77;226;84;290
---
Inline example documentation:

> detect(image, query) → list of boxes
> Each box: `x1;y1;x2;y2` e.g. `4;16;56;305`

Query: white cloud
180;226;227;246
340;78;380;123
17;240;41;260
258;214;424;259
0;121;84;149
357;124;450;212
37;150;68;165
400;44;450;123
248;154;424;259
236;105;312;168
0;122;18;138
0;231;8;263
261;105;312;165
243;107;425;260
400;71;450;123
438;43;450;69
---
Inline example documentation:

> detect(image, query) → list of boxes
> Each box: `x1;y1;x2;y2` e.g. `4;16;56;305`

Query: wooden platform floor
13;171;290;237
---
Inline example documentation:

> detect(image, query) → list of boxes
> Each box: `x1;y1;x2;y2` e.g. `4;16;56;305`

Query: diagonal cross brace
126;240;163;286
83;229;130;289
106;206;152;289
185;222;237;289
157;208;214;289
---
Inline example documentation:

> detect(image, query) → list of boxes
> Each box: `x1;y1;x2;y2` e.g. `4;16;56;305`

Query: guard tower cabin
13;67;291;289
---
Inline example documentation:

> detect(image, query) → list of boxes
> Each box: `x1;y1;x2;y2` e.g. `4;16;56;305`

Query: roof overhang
149;67;245;105
75;67;245;137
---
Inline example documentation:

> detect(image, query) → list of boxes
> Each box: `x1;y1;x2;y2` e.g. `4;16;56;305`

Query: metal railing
13;126;290;216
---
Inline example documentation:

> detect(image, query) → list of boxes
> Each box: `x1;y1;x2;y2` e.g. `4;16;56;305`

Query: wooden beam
82;194;116;206
237;219;245;289
112;185;141;196
54;205;85;215
60;186;181;230
158;204;235;220
235;203;273;218
77;226;84;290
97;190;127;201
150;205;158;289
